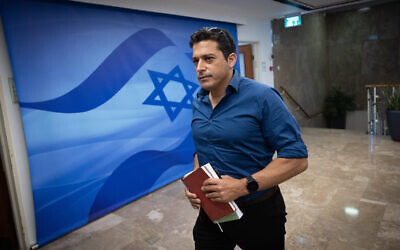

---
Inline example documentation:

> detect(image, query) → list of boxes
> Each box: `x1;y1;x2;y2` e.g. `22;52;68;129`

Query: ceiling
274;0;397;11
290;0;370;9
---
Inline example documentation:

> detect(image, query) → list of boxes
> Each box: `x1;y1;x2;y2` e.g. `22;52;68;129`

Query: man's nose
196;60;206;72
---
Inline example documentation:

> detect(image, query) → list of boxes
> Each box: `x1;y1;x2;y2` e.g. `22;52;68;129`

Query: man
185;27;308;250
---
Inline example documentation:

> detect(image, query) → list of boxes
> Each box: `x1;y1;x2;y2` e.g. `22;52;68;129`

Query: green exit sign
285;16;301;28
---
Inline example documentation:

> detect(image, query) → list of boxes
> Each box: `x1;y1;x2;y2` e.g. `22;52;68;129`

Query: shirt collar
197;70;240;98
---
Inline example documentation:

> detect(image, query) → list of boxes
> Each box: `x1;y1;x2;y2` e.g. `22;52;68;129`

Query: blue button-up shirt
191;70;308;201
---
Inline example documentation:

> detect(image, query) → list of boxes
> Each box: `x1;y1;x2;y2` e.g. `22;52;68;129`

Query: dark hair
189;27;236;60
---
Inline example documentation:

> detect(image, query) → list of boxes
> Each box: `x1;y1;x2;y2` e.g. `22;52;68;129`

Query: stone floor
40;128;400;250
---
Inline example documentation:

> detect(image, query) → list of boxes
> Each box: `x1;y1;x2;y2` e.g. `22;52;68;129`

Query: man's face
192;40;236;92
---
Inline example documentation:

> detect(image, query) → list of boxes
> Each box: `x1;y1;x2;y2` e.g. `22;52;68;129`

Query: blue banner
0;0;238;245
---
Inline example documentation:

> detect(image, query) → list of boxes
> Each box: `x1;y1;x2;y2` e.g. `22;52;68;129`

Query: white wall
0;0;300;247
237;19;275;86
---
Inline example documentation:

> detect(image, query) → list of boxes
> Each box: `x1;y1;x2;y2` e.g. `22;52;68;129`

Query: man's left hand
201;175;246;203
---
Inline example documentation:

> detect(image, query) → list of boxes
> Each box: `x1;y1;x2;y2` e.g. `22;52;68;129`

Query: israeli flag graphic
0;0;238;245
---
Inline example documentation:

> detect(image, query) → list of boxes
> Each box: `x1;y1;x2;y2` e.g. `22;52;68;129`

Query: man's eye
205;57;214;62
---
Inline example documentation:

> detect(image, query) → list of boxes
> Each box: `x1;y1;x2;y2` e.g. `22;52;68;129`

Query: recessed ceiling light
358;7;370;12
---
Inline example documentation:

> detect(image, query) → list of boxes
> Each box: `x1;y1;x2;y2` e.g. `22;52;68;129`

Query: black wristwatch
246;175;259;194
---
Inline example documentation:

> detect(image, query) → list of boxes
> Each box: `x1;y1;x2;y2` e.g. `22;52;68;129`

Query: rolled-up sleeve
261;88;308;159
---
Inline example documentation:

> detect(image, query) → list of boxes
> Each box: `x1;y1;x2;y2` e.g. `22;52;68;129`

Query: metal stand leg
367;87;375;152
367;87;375;136
373;87;377;135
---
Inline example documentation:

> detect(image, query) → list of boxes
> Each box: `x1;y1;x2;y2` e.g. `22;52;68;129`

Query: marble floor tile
40;128;400;250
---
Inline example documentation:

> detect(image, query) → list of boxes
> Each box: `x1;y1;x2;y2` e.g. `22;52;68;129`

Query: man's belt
237;186;278;207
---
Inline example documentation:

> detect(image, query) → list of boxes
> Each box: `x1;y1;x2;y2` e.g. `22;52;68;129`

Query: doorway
238;44;254;79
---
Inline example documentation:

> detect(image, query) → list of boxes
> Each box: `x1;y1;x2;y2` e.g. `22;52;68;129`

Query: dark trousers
193;188;286;250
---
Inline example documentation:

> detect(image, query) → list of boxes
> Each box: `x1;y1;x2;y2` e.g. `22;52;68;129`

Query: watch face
248;181;258;192
247;177;259;193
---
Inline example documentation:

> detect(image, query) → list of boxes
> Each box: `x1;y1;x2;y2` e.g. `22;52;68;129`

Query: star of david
143;65;199;121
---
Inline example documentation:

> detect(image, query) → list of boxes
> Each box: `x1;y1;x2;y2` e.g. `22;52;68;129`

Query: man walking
185;27;308;250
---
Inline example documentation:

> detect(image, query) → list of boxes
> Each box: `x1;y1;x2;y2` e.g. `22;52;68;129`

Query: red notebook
182;163;242;222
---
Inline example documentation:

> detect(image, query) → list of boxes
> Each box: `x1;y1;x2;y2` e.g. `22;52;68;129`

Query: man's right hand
185;189;201;209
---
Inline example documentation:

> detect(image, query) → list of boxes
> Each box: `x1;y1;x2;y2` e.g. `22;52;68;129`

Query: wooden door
239;44;254;79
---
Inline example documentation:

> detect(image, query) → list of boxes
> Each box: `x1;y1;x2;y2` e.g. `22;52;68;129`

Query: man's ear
227;53;237;68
